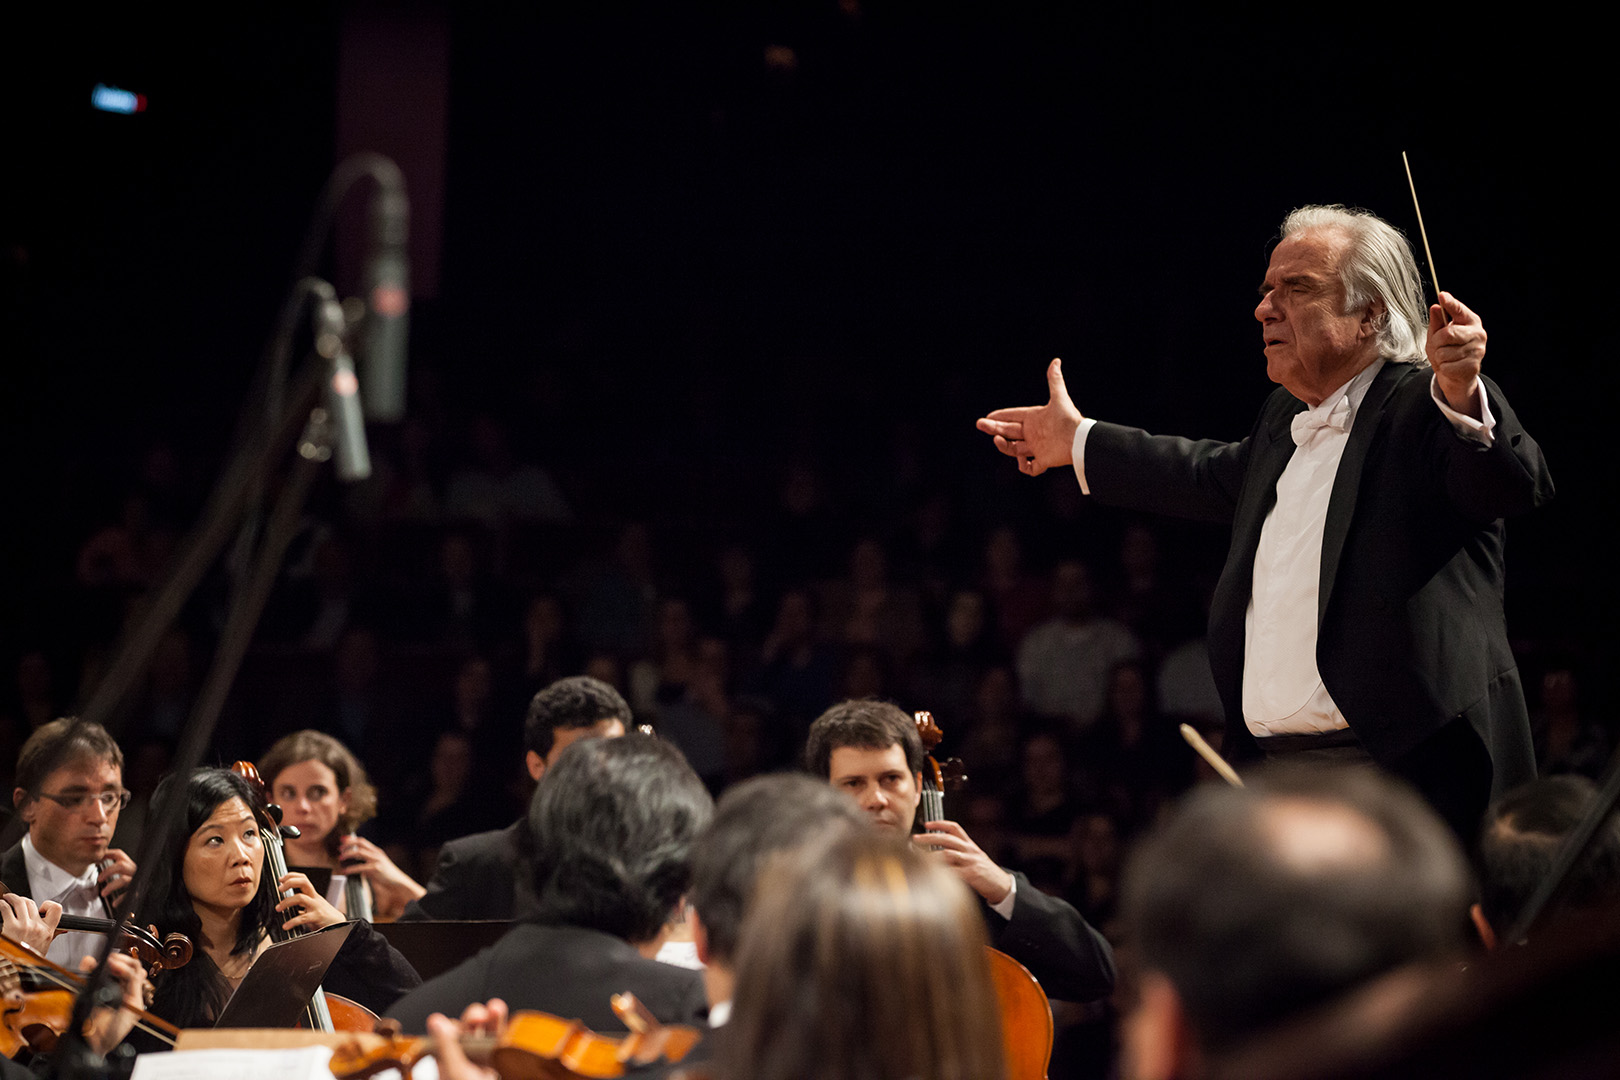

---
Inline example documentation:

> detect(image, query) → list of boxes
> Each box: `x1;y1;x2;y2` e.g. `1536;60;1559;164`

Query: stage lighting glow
91;84;147;114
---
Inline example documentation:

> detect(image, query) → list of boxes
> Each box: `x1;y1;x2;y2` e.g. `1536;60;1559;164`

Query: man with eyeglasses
2;717;137;967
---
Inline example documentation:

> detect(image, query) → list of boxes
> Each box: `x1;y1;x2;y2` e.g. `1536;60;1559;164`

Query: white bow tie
1290;394;1354;446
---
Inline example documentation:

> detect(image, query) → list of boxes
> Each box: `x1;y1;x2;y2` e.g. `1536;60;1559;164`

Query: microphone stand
47;162;405;1080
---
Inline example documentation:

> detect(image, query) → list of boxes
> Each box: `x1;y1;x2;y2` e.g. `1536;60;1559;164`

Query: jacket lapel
1318;361;1404;624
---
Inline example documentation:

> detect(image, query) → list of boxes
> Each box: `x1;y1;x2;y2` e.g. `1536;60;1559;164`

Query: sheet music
132;1046;335;1080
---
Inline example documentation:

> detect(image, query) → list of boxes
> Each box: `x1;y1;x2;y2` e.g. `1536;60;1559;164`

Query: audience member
1016;560;1141;734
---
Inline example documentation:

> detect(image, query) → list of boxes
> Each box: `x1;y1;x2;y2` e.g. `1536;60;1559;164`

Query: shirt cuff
988;871;1017;920
1429;372;1496;447
1073;417;1098;496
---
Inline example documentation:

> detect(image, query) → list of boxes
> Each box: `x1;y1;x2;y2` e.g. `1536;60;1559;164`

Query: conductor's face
828;743;922;834
1255;229;1381;407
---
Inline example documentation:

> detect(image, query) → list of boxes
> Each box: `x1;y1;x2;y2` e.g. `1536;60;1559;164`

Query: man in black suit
3;718;138;968
386;732;712;1032
806;700;1116;1003
977;204;1553;839
399;676;628;921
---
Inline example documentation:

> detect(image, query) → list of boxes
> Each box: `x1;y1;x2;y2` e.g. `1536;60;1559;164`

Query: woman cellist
258;731;424;921
138;768;418;1033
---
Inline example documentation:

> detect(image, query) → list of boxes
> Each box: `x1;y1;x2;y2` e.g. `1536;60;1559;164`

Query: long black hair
143;768;280;1029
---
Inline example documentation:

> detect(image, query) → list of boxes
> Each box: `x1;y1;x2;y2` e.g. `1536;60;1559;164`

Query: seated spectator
1016;561;1141;735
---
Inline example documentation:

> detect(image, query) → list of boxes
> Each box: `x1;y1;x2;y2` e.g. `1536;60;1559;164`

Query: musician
259;730;424;920
0;944;153;1067
806;699;1115;1002
691;775;864;1020
1120;765;1470;1080
3;718;138;968
720;828;1007;1080
977;205;1553;841
139;768;418;1030
386;734;710;1034
400;675;628;921
1473;775;1620;949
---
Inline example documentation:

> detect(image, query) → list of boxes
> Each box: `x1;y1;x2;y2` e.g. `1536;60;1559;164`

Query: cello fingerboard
920;789;945;824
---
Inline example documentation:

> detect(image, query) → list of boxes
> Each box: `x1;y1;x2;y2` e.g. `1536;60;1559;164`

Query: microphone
358;163;410;423
315;294;372;482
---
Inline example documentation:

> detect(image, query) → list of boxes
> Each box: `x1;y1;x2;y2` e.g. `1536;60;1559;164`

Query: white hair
1280;205;1429;364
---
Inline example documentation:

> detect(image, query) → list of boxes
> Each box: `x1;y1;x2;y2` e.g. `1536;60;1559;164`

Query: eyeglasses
37;790;132;812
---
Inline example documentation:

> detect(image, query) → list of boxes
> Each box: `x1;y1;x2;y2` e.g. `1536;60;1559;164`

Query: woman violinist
259;731;425;921
138;768;418;1033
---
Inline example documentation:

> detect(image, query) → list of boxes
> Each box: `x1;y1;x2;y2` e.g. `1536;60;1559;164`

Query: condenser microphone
359;161;410;422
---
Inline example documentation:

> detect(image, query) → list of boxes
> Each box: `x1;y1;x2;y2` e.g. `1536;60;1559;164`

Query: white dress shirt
1074;365;1496;738
22;833;106;968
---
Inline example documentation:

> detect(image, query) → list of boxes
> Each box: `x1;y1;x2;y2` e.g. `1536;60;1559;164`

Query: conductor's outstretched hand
975;358;1083;476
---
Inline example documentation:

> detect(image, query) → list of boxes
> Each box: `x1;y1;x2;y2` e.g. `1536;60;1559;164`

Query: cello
230;762;379;1032
914;710;1055;1080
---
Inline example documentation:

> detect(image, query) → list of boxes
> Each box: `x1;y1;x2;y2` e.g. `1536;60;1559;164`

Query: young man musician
399;676;628;921
806;699;1115;1002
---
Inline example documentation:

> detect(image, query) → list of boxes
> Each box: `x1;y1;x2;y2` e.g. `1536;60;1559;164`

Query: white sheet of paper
132;1046;335;1080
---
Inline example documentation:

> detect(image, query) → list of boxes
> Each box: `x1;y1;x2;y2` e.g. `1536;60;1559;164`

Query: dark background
0;4;1608;734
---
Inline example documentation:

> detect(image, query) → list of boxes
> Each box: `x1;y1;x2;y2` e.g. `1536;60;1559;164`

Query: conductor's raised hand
975;358;1083;476
1427;291;1487;417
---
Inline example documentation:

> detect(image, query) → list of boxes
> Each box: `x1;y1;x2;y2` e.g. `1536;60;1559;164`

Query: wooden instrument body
914;710;1054;1080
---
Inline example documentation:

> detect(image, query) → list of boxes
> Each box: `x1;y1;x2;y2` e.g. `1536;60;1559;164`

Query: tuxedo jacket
397;818;540;922
1085;363;1553;805
987;871;1115;1003
384;922;708;1034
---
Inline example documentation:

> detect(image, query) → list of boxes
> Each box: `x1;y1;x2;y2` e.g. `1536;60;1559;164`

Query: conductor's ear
1359;298;1387;341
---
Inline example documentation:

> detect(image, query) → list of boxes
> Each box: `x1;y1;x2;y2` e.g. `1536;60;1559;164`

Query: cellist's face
828;744;921;834
184;797;263;916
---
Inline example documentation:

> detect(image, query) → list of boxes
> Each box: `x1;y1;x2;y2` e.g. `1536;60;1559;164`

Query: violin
0;878;193;979
0;930;181;1057
914;710;1054;1080
330;993;701;1080
229;762;379;1033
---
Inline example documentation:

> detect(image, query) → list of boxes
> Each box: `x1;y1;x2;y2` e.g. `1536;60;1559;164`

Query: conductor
977;204;1553;839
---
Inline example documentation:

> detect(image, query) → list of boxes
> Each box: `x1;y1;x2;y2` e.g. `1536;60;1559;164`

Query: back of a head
689;773;866;964
527;732;711;943
524;675;631;758
1124;765;1470;1051
1478;775;1620;936
723;828;1006;1080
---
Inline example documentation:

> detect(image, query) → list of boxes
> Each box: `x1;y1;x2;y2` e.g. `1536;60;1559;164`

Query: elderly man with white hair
977;204;1553;840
